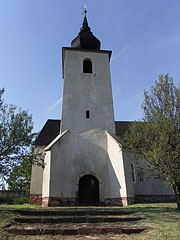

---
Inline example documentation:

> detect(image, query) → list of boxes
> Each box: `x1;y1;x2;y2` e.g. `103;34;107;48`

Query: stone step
14;216;143;224
7;225;147;235
14;208;134;216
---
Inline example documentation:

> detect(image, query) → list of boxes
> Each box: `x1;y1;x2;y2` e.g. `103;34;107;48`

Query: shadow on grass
128;203;180;224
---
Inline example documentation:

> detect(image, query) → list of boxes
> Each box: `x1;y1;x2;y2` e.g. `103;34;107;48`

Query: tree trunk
173;182;180;209
176;195;180;209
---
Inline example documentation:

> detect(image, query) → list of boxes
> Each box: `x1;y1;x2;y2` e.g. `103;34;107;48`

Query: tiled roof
34;119;61;146
115;121;132;138
35;119;133;146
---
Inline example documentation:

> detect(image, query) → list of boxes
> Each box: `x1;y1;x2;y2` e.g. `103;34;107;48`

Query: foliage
0;196;29;204
0;88;44;190
6;153;32;193
123;74;180;208
7;147;44;192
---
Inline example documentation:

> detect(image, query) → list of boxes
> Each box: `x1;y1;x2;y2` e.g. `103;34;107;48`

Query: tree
6;155;32;193
123;74;180;208
0;88;44;189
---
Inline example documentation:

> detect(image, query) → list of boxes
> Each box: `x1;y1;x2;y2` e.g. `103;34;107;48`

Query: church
30;11;174;207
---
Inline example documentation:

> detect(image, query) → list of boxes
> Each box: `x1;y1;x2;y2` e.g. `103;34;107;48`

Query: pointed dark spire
71;8;101;50
83;15;88;27
80;7;91;33
83;15;88;26
80;14;91;33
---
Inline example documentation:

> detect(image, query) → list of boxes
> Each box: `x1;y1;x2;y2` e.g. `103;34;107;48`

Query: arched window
83;59;92;73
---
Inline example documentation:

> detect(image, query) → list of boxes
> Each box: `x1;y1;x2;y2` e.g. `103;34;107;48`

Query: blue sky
1;0;180;132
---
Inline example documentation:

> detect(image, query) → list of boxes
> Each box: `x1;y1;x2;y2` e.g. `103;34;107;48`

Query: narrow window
138;169;144;182
131;163;136;183
83;59;92;73
138;172;144;182
86;110;90;119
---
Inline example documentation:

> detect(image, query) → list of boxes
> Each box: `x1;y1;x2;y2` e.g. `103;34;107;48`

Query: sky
1;0;180;133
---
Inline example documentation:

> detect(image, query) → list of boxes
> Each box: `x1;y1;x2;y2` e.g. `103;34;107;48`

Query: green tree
123;74;180;208
7;155;32;193
0;88;44;189
6;147;44;192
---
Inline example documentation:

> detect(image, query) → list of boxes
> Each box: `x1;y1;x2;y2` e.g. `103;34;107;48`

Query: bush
0;196;29;204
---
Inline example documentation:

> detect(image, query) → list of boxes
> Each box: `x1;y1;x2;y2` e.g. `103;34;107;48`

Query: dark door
79;175;99;204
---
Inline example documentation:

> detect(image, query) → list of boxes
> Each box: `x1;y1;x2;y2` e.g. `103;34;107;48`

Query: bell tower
30;10;134;207
60;10;115;135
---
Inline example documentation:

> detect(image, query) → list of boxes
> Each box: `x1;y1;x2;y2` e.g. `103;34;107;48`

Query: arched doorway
79;174;99;204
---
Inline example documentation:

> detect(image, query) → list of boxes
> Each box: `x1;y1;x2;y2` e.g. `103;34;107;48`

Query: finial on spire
82;4;89;28
83;5;87;16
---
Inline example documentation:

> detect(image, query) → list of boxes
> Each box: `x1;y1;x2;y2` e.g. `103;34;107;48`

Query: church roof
34;119;132;146
71;10;101;50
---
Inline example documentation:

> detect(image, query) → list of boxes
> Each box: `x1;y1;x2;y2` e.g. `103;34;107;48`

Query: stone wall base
42;197;76;207
30;195;175;206
41;197;135;207
29;194;42;205
135;195;176;203
103;197;134;207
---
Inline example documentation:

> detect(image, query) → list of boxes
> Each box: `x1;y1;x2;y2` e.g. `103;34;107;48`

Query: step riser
7;208;147;236
14;210;134;216
7;227;146;236
15;217;143;224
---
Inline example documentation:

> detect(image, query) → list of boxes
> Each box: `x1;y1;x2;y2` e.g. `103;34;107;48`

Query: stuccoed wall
135;172;174;195
30;146;44;195
43;130;109;201
40;48;130;205
61;48;115;135
106;131;134;200
42;129;132;205
42;150;51;198
128;152;174;196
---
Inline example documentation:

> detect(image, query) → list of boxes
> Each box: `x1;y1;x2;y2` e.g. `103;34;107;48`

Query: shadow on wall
71;130;122;204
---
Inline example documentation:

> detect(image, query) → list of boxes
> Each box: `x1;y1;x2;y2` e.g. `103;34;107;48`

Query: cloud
111;40;135;62
46;98;62;113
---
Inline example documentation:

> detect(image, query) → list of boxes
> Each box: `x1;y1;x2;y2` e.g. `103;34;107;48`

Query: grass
128;203;180;240
0;203;179;240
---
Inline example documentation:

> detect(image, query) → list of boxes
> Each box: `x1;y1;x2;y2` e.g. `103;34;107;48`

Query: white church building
30;11;174;207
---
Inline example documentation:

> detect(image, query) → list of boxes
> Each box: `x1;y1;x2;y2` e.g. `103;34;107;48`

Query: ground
0;203;180;240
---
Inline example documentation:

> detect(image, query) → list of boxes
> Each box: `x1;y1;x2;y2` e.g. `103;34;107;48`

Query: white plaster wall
127;152;174;195
61;48;115;135
42;150;51;197
41;48;123;202
135;177;174;195
30;146;44;195
135;171;174;195
106;132;134;199
47;130;112;201
122;152;135;198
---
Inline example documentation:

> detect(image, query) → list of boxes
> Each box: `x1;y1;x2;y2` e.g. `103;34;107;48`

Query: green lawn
0;203;179;240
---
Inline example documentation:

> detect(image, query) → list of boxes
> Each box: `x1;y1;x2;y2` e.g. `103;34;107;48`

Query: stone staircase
6;207;147;236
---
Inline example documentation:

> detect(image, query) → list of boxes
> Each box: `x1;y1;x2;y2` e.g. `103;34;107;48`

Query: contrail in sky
111;40;135;62
46;98;62;113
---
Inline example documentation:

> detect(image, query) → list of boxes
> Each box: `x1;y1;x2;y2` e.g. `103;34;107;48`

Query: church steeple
80;14;91;32
71;8;101;50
